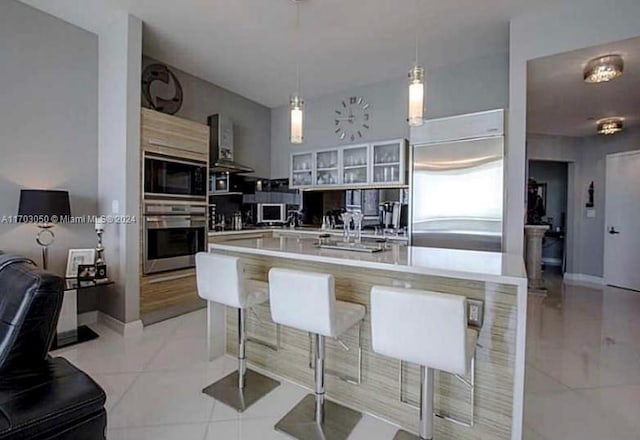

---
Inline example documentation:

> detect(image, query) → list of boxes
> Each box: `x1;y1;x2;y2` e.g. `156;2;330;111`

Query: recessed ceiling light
597;118;623;135
584;55;624;83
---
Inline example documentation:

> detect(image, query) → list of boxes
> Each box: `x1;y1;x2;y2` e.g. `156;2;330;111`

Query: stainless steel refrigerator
410;110;505;251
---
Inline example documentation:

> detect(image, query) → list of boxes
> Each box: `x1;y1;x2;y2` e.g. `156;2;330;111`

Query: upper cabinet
141;108;209;162
371;140;405;185
315;148;340;186
343;144;369;185
291;152;314;187
290;138;407;189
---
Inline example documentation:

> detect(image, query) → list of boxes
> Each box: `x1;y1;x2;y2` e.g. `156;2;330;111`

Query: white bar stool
269;268;366;440
370;286;478;440
196;252;280;412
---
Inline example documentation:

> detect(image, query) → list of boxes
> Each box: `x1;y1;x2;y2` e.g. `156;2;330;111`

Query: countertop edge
208;241;527;287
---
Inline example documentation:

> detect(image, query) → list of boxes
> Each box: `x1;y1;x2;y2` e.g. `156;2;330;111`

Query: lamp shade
17;190;71;220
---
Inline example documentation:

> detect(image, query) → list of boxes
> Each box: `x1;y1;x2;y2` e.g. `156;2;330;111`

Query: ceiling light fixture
583;55;624;84
597;118;623;135
290;0;305;144
407;0;425;127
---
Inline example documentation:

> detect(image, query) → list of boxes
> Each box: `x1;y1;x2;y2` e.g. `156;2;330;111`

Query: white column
524;225;550;291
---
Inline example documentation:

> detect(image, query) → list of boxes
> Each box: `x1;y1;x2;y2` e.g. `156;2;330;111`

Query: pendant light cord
414;0;419;66
295;1;301;95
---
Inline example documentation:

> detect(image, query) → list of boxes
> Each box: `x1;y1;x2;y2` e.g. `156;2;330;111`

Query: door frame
603;149;640;287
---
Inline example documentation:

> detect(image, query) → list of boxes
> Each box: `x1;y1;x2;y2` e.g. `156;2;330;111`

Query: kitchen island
207;234;527;440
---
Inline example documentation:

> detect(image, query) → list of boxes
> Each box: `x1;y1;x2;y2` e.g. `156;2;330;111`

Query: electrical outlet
467;299;484;328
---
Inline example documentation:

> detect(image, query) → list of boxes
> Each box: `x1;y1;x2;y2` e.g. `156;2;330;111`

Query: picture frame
77;264;96;281
65;249;95;279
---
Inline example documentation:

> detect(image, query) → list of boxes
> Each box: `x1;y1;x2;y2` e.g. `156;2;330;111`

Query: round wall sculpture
141;63;183;115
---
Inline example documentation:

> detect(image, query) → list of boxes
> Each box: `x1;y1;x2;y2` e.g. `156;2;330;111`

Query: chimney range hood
207;114;255;174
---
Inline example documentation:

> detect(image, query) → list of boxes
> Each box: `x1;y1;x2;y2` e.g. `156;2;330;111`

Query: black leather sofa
0;254;107;439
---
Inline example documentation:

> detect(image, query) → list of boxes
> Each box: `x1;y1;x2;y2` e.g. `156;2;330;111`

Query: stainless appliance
144;153;207;201
143;203;207;274
208;114;254;173
257;203;286;224
210;172;243;194
410;110;504;251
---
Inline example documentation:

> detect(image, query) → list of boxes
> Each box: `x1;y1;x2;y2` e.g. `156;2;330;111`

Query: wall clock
334;96;371;142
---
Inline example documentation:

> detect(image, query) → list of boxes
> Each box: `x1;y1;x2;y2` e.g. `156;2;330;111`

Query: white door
604;150;640;291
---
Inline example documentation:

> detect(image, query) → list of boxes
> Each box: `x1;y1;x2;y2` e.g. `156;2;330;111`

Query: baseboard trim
564;273;604;286
98;312;143;337
77;311;98;326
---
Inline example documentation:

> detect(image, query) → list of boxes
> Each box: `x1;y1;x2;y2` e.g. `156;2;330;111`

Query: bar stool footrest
202;369;280;412
275;394;362;440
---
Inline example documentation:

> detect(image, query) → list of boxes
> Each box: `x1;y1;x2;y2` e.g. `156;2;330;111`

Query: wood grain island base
208;235;527;440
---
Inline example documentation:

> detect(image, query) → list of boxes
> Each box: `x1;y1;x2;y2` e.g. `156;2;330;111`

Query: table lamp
17;189;71;270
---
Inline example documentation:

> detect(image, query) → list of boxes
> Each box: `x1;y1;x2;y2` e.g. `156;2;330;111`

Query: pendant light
290;0;304;144
408;0;425;127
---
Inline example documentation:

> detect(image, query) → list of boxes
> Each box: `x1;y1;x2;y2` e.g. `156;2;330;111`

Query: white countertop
209;236;527;286
208;227;409;242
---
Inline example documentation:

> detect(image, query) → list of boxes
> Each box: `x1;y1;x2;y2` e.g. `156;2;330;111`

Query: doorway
604;149;640;291
528;160;568;274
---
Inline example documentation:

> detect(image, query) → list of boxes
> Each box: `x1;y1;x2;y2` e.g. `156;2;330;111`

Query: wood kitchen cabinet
139;108;210;320
140;108;209;161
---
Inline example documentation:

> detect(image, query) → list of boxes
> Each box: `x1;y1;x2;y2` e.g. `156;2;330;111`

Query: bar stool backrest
269;268;336;337
196;252;245;308
371;286;468;375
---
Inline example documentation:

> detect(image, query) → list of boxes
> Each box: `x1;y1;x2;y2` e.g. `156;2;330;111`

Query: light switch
112;200;120;214
586;208;596;218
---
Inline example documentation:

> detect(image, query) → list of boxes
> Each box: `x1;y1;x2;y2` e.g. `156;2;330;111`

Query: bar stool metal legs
202;309;280;412
393;367;434;440
275;333;363;440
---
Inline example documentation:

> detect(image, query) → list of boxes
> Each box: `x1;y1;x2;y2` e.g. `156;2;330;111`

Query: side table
52;278;114;350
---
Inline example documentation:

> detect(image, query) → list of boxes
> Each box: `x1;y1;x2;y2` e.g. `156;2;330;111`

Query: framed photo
77;264;96;281
65;249;95;278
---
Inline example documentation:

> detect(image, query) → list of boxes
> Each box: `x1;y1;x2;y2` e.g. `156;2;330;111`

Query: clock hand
335;116;355;121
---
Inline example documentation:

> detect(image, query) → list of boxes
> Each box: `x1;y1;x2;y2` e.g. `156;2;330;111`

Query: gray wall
527;129;640;278
508;0;640;257
142;56;271;178
528;161;568;263
270;53;508;179
576;129;640;278
0;0;99;313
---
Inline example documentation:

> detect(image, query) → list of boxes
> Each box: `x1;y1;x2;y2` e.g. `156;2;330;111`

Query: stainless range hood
207;114;254;174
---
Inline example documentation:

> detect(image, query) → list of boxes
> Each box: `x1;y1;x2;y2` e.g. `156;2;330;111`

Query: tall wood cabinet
139;108;209;318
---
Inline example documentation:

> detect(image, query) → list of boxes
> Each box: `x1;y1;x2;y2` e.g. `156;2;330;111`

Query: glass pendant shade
290;94;304;144
597;118;623;135
584;55;624;83
408;65;425;127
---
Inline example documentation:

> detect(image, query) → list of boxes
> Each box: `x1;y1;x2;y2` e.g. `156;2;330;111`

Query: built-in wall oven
144;153;207;201
143;203;207;274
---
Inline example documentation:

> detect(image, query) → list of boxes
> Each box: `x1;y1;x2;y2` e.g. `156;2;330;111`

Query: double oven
143;153;207;274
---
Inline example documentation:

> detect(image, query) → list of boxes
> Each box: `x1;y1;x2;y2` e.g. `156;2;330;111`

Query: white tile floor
51;277;640;440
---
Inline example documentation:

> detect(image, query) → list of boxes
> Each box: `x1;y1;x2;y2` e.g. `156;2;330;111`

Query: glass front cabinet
342;144;369;185
315;149;340;186
371;140;406;185
290;152;314;187
289;138;407;189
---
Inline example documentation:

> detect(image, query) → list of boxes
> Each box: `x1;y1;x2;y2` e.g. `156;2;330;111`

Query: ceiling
22;0;573;108
527;36;640;137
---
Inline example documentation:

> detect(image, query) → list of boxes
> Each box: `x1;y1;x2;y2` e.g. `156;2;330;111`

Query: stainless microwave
144;153;207;201
257;203;286;224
